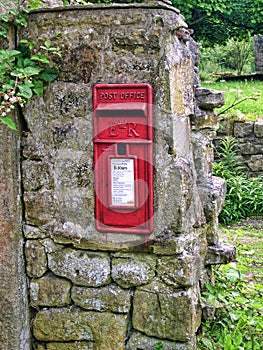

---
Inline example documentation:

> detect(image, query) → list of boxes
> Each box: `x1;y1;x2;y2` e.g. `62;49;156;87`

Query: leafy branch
0;0;61;130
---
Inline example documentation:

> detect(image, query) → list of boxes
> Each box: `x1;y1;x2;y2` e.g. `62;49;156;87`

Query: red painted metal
93;83;154;234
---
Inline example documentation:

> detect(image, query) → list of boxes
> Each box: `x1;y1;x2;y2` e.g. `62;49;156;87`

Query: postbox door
93;84;153;234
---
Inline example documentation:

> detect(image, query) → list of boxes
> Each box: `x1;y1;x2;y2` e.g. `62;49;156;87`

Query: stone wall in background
254;35;263;73
215;119;263;177
10;1;236;349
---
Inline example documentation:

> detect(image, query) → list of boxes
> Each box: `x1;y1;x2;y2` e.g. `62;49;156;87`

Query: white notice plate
111;158;135;206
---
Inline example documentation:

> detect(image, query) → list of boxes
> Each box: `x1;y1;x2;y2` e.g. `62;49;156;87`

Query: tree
173;0;263;46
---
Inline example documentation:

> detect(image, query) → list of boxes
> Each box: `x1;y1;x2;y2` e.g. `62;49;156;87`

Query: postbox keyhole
117;143;126;155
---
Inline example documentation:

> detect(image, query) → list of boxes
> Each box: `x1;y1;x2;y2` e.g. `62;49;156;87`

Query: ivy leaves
0;2;60;129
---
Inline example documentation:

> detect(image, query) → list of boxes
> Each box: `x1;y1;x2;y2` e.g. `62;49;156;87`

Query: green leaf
39;67;57;82
18;84;33;99
33;80;44;97
23;66;43;76
31;54;49;64
201;337;214;350
0;117;17;130
19;40;35;50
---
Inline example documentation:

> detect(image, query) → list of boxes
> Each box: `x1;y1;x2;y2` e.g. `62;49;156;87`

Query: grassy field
202;80;263;120
197;219;263;349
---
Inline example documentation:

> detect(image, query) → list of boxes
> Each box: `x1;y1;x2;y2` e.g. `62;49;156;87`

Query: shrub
213;136;263;224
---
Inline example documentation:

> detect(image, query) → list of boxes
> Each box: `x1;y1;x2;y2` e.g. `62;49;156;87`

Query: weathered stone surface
191;130;216;185
22;159;51;191
33;307;127;349
15;3;230;350
191;110;218;130
205;243;236;265
24;239;48;278
126;331;196;350
254;35;263;73
47;342;93;350
248;154;263;171
133;288;201;342
23;224;48;239
157;254;200;287
111;253;156;288
24;190;56;227
234;121;254;137
72;284;130;313
198;176;226;245
152;230;186;255
239;138;263;155
48;248;111;286
195;88;224;110
254;120;263;137
33;307;93;342
30;273;71;306
0;119;30;349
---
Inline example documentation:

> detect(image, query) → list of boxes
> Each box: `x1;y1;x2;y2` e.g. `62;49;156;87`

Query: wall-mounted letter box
93;83;153;234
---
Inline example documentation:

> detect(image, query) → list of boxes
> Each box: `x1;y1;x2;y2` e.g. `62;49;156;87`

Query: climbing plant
0;0;60;129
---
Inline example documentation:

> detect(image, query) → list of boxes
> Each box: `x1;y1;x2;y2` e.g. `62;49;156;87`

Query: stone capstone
48;248;111;286
72;284;130;313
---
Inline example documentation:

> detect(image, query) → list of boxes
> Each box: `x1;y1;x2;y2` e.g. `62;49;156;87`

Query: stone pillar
0;121;30;349
254;35;263;73
18;2;234;349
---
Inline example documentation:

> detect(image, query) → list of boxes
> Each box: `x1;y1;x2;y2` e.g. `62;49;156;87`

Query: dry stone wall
255;35;263;73
11;1;236;349
215;119;263;176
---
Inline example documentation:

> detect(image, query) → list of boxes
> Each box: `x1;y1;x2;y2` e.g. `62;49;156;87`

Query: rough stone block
254;120;263;137
248;154;263;171
22;160;50;191
133;288;201;342
47;342;93;350
191;110;218;130
198;176;226;245
234;121;254;137
24;190;55;227
195;88;224;110
30;273;71;307
23;225;48;239
126;331;196;350
24;240;47;278
205;243;236;265
33;307;127;349
157;254;200;288
72;284;130;313
48;248;111;286
152;230;186;255
239;139;263;155
111;253;156;288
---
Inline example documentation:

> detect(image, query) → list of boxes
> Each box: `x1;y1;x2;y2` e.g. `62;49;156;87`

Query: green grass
197;219;263;350
202;80;263;120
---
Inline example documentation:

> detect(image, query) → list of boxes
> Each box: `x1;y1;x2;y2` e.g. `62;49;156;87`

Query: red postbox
93;83;154;234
